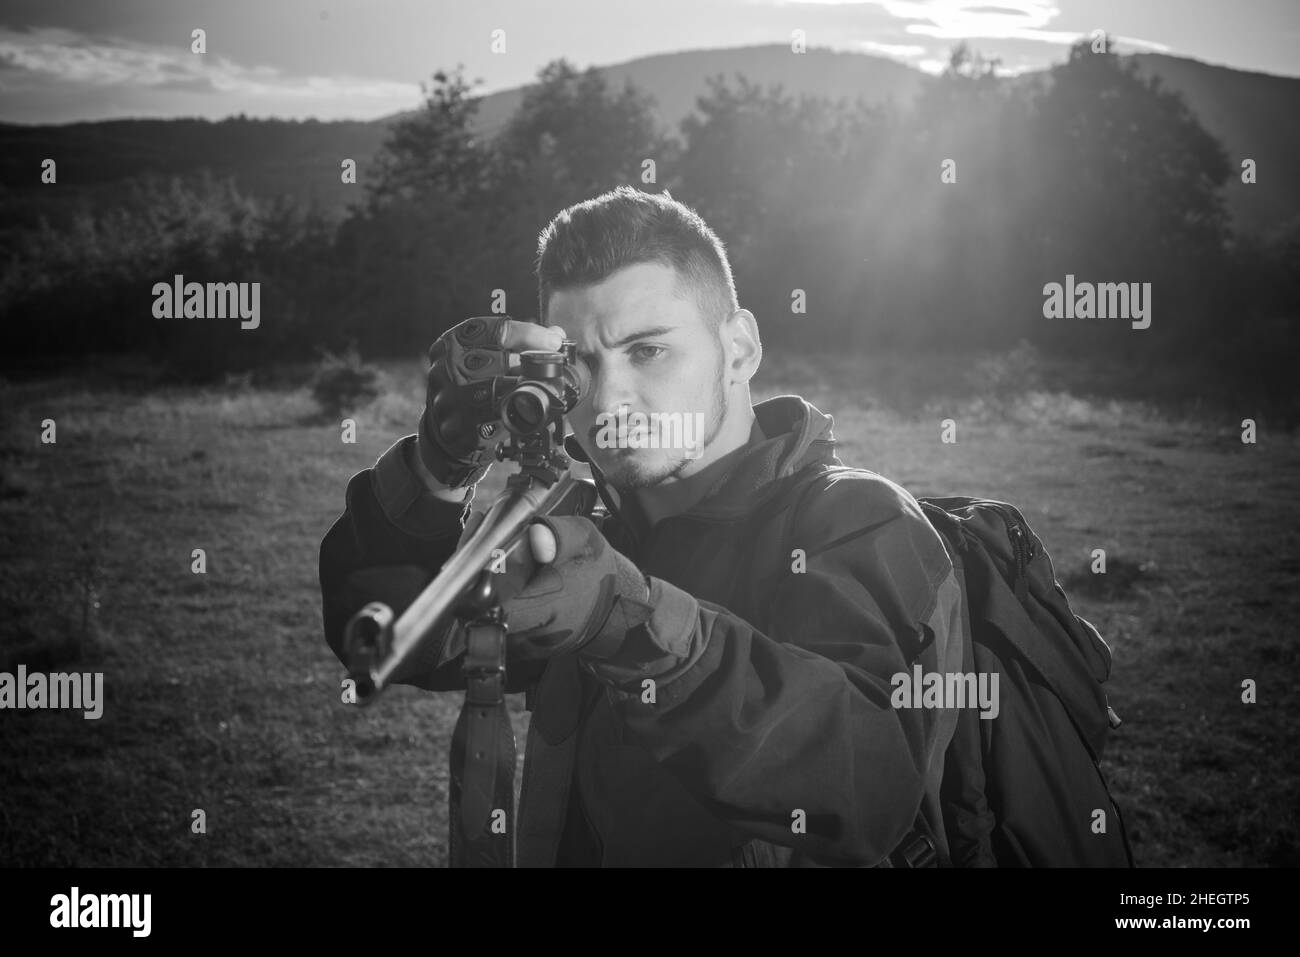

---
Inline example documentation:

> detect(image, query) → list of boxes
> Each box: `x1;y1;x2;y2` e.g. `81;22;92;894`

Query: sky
1;0;1296;125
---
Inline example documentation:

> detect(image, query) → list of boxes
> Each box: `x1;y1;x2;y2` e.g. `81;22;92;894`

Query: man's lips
586;423;653;447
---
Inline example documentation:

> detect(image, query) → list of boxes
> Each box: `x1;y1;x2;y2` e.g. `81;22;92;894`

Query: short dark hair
535;186;739;332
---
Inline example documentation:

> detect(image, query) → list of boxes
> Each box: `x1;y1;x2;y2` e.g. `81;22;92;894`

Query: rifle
341;346;595;866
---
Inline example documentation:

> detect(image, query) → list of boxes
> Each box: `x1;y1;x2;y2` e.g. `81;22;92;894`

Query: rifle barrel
344;474;587;701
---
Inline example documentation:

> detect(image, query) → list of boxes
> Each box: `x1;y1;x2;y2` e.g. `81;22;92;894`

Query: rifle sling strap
449;617;516;867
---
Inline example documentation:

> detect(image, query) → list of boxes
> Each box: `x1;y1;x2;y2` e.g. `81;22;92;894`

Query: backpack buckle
892;830;938;868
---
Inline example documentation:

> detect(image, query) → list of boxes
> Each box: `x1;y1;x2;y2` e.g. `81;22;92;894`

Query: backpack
768;466;1135;867
918;495;1134;866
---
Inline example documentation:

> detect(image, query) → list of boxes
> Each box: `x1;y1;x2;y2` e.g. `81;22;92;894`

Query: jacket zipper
968;499;1034;598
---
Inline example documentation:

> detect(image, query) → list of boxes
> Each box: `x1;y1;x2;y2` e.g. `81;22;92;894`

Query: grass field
1;350;1297;867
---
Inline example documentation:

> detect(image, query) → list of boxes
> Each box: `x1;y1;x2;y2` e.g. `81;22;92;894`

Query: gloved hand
419;315;567;488
455;512;654;662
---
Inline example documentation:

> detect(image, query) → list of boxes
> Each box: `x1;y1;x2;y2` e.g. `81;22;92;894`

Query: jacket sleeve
578;470;966;866
318;434;479;692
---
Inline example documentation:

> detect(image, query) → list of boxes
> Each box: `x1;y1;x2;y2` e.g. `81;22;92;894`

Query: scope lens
502;385;548;434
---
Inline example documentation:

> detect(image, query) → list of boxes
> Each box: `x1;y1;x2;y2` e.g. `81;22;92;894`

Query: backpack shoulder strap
733;464;839;618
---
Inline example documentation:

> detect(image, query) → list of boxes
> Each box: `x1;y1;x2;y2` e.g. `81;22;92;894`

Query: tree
367;65;491;211
893;44;1039;347
487;58;671;222
479;58;673;317
678;72;917;348
1029;36;1231;350
677;75;856;255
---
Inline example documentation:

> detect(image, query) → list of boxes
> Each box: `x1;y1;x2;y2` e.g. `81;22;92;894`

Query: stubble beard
602;359;728;494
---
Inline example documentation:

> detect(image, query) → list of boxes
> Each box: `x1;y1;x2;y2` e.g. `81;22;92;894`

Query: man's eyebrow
605;325;678;349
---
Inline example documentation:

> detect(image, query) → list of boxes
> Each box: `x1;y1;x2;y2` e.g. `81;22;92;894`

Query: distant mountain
392;44;928;140
0;44;1295;237
1128;53;1299;237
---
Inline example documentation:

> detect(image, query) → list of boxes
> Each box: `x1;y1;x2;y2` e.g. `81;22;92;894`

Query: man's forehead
545;262;695;343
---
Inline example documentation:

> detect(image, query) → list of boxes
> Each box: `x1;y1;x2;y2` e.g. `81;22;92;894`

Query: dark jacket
319;395;966;866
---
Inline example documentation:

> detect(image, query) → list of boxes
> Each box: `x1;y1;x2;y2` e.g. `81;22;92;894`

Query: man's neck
632;409;761;527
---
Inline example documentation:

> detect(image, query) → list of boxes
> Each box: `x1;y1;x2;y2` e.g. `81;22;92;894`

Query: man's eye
632;345;665;362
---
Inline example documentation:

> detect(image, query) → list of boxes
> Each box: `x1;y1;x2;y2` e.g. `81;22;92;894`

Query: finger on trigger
528;522;558;564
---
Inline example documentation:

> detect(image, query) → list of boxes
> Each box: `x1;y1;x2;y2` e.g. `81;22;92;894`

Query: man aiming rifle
319;185;966;867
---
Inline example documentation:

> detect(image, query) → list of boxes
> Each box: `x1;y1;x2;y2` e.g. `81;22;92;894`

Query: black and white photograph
0;0;1296;932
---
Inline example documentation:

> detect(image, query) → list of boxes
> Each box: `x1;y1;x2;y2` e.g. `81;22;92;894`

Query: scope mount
496;413;570;487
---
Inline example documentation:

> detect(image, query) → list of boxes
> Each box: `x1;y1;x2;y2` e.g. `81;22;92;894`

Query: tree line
2;40;1295;397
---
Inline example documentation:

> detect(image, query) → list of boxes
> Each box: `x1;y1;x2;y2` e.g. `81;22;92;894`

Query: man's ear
723;309;762;384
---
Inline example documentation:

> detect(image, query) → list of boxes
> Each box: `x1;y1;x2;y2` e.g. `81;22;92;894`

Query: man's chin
595;450;685;491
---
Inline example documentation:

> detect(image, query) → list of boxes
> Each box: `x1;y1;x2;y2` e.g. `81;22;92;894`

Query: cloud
859;39;928;57
962;5;1035;15
0;25;417;103
1108;34;1172;54
777;0;1169;53
915;58;950;74
874;0;1075;42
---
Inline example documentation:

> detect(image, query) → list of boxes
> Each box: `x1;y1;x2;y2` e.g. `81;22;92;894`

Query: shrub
309;347;380;419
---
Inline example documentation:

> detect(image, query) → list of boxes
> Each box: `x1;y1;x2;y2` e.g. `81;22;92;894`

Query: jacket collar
563;395;841;540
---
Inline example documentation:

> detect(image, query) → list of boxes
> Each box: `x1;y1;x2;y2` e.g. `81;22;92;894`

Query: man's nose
587;370;637;420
